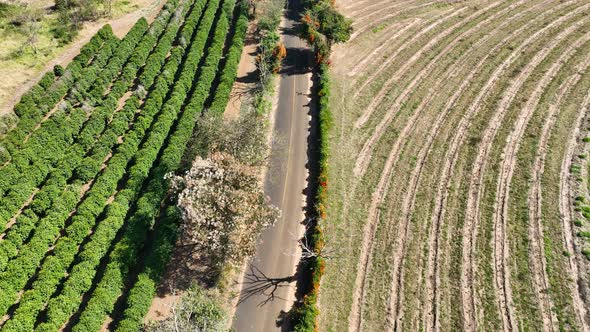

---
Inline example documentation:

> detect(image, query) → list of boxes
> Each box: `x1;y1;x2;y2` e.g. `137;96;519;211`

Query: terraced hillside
0;0;247;329
319;0;590;330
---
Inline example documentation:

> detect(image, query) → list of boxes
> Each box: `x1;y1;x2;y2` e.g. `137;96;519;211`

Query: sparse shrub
145;284;227;332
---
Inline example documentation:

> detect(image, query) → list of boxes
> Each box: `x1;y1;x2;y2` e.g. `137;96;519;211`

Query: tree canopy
300;1;352;62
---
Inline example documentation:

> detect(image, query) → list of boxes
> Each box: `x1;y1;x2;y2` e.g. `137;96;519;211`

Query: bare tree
14;4;43;55
283;218;338;261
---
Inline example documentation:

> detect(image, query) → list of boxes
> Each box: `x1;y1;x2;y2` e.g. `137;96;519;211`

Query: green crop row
0;26;119;164
33;0;221;329
0;19;147;213
0;4;190;234
0;10;177;269
0;4;193;332
0;4;180;319
208;0;248;114
0;25;114;149
113;4;247;330
72;5;233;331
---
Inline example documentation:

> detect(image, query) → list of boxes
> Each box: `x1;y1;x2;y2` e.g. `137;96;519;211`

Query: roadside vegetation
290;1;350;331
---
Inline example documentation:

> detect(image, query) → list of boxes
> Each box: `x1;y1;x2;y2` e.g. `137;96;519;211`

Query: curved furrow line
559;90;590;331
410;2;559;330
461;13;589;332
347;19;421;77
372;1;579;329
341;0;374;12
349;0;410;22
350;6;458;92
402;3;590;330
493;31;590;332
352;1;504;128
346;9;465;327
353;1;520;177
372;1;557;329
346;8;464;329
529;52;590;331
346;2;522;330
349;0;438;41
351;0;429;28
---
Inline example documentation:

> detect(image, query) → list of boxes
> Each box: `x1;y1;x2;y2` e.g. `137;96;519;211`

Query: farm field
320;0;590;331
0;0;247;329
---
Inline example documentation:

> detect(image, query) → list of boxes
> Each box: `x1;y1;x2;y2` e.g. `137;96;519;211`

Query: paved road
233;2;313;331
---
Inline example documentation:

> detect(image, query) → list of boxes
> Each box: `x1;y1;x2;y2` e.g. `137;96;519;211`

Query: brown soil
224;22;258;120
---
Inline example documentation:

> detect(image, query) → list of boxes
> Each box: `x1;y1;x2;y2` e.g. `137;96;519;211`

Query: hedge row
114;5;245;331
0;26;118;163
0;20;146;213
208;0;248;114
0;20;163;271
292;63;332;332
34;0;221;329
0;5;180;318
112;206;180;331
0;4;194;331
0;25;113;146
72;6;233;331
0;18;156;232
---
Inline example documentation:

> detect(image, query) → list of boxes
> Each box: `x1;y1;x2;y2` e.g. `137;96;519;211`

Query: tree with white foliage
167;152;279;268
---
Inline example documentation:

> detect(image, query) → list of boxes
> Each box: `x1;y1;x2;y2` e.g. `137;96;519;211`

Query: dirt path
0;0;167;116
223;22;258;120
491;31;590;331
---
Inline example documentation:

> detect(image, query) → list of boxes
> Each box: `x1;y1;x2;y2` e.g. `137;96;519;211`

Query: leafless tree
283;218;338;261
14;4;43;55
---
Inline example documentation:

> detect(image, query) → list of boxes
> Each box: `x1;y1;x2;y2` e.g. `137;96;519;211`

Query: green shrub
53;64;65;76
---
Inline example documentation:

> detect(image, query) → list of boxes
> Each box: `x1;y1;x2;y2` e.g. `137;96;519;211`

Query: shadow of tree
155;242;219;297
236;265;296;307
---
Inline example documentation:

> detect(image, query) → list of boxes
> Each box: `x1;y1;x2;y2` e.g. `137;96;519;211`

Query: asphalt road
232;3;313;331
